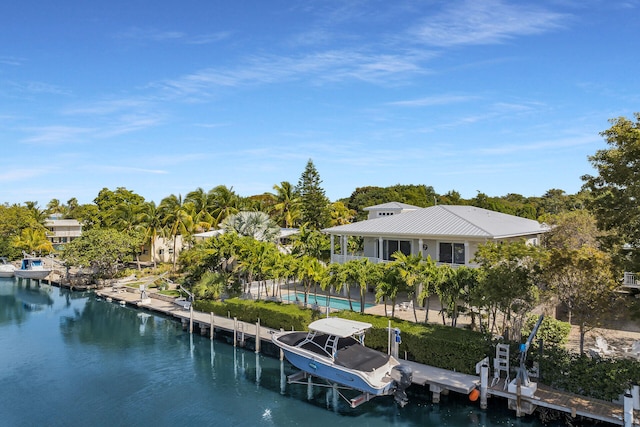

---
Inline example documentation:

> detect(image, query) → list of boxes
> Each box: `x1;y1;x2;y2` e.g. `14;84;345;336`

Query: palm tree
269;181;301;228
208;185;240;226
138;201;163;268
159;194;193;271
12;227;53;255
221;211;280;243
392;252;424;322
24;201;48;225
377;263;403;317
417;257;438;323
342;258;374;313
296;255;325;307
185;187;214;232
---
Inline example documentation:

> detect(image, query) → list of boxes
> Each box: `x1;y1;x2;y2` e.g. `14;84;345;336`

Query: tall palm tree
392;252;424;322
208;185;240;226
185;187;214;232
296;255;324;307
377;263;403;317
138;201;163;268
159;194;193;271
270;181;301;228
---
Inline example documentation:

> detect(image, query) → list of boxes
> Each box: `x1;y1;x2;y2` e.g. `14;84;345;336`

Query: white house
45;218;82;250
323;203;549;267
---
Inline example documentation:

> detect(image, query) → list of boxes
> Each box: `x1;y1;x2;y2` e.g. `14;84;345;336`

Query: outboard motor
390;364;412;407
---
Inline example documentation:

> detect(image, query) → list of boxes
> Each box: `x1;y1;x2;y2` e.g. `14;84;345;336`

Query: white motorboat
14;257;52;280
0;257;16;278
271;317;412;407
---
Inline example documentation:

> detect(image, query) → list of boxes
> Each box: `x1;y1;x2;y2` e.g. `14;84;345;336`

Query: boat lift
507;314;544;416
286;370;377;408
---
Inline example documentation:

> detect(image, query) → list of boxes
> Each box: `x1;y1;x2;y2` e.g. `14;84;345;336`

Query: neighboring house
139;235;184;264
323;204;549;267
45;218;82;251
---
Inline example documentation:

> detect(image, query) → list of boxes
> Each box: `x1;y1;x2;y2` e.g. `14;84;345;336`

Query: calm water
0;278;560;427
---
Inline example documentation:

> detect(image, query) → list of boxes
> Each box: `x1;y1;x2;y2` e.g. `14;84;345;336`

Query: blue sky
1;1;638;207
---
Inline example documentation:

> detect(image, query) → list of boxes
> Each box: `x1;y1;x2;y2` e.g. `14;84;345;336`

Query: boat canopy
308;318;373;338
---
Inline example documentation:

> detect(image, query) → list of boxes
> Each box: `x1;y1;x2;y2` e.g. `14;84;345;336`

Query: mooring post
255;318;261;354
624;390;633;427
430;384;442;403
480;363;489;409
633;384;640;411
189;305;193;334
233;317;238;347
279;328;284;360
210;312;215;340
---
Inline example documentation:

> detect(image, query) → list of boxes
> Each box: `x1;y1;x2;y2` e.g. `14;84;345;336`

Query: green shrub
521;314;571;348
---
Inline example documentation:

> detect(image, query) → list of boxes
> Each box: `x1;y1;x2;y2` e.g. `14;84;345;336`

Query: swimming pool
282;292;374;311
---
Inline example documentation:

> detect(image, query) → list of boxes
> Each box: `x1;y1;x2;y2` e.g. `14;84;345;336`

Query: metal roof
363;202;420;211
323;205;549;239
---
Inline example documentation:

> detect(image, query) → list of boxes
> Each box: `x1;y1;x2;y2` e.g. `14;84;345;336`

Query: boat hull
279;346;394;396
14;270;51;280
0;271;15;278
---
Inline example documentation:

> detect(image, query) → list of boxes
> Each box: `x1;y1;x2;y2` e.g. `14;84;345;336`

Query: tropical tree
269;181;301;228
138;201;163;268
296;255;325;307
474;240;543;339
342;258;376;313
159;194;193;270
296;159;330;230
290;224;328;261
329;201;355;226
12;227;53;255
221;211;280;243
192;271;233;300
376;263;403;317
391;252;423;322
582;113;640;271
209;185;240;226
417;256;439;323
185;187;215;232
436;265;478;327
61;228;140;279
545;246;618;354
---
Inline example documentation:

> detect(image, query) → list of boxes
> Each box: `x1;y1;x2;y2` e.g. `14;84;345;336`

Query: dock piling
480;363;489;409
210;312;215;340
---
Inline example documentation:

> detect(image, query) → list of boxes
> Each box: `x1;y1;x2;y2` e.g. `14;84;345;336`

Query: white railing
623;272;637;287
329;254;479;268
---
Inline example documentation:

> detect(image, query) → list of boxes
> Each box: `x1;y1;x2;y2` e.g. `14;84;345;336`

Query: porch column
330;234;335;263
378;237;384;262
342;235;347;263
418;238;424;257
464;241;469;265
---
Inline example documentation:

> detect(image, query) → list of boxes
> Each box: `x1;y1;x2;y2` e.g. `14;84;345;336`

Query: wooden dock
95;285;639;426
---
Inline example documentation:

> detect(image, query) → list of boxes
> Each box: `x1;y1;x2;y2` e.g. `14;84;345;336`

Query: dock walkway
95;285;639;426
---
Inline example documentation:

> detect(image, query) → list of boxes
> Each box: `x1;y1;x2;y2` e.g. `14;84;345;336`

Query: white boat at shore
0;257;16;278
14;257;52;280
271;317;412;407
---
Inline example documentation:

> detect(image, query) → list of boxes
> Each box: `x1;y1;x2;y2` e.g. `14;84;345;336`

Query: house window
383;239;411;260
439;242;465;264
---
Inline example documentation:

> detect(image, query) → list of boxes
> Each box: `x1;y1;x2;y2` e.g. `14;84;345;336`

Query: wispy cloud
388;94;479;107
87;165;168;175
411;0;568;47
0;56;24;66
0;167;50;182
21;126;95;145
115;27;231;45
154;49;430;99
476;135;598;155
